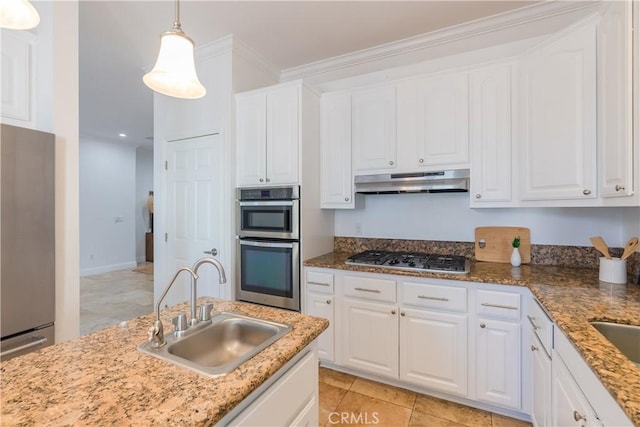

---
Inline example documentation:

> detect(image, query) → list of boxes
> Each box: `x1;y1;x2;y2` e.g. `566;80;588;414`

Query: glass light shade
143;32;206;99
0;0;40;30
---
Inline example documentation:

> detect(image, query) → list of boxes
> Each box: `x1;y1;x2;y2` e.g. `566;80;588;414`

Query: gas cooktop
346;250;469;274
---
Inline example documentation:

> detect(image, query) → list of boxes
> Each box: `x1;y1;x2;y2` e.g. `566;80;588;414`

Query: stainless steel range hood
354;169;470;194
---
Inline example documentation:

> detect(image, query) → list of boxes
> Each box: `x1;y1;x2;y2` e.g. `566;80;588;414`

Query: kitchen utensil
475;227;531;263
621;237;640;260
589;236;611;259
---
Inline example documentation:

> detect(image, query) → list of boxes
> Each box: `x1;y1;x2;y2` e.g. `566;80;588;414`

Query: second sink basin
590;321;640;367
138;312;291;377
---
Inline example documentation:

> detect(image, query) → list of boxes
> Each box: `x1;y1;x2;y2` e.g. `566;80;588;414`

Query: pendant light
143;0;206;99
0;0;40;30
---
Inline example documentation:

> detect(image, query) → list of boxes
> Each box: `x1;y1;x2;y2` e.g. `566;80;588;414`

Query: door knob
203;248;218;256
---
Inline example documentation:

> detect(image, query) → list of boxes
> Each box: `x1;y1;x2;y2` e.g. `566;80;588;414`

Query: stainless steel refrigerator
1;124;55;361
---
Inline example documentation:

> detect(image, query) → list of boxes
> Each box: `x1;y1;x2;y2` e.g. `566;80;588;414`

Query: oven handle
239;239;297;249
239;201;295;207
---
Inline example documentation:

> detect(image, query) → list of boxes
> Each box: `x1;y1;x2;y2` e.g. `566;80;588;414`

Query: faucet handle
171;313;188;331
199;303;213;321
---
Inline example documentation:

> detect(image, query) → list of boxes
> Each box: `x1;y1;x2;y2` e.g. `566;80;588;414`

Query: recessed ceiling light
119;133;127;138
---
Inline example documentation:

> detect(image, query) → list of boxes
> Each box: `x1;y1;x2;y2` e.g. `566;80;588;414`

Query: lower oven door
236;238;300;311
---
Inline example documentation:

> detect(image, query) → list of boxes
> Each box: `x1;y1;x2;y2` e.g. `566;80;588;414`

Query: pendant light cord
173;0;182;32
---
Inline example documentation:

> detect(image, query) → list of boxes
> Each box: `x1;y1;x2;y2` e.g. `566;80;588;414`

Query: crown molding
280;0;602;83
231;35;280;82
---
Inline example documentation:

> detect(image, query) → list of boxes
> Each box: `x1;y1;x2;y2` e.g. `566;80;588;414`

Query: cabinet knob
418;159;424;164
389;161;394;166
266;178;270;183
259;178;264;183
475;194;481;199
583;189;591;195
573;411;587;422
615;184;625;191
531;345;538;352
480;323;486;328
326;300;331;305
391;310;396;315
345;197;349;202
400;312;405;317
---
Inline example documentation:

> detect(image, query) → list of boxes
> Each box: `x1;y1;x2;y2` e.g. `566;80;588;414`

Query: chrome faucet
189;257;227;325
147;266;199;349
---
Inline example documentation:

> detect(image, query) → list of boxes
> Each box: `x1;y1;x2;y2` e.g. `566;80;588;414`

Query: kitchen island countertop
0;298;328;426
305;251;640;425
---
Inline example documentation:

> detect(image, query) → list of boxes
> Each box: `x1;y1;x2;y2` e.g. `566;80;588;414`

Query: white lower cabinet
552;353;602;427
342;298;399;378
306;293;335;362
530;332;552;427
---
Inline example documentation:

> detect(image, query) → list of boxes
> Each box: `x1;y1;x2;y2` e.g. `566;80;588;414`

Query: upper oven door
236;200;299;239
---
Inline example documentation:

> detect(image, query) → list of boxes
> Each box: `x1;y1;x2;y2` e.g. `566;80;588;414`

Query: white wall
335;193;637;247
135;147;153;263
79;138;137;275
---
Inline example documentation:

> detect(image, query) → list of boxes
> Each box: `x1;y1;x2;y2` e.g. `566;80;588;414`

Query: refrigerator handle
0;336;48;359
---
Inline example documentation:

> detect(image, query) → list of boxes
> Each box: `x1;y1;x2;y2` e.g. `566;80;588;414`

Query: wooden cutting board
475;226;531;264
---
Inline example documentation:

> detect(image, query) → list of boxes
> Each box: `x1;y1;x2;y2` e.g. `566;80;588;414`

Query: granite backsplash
333;236;640;283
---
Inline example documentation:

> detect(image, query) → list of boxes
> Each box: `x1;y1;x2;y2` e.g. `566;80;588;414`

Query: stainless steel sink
590;321;640;367
138;312;291;377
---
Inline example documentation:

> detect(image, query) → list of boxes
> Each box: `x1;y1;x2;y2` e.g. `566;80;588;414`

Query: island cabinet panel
518;20;597;201
399;307;468;396
228;350;319;426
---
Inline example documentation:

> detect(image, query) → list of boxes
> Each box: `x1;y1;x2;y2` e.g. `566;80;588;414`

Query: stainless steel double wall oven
236;186;300;311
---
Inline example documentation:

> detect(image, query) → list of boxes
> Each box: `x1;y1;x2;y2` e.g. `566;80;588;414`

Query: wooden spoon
590;236;611;259
621;237;640;260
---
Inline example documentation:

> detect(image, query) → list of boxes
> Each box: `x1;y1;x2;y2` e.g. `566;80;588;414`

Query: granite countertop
0;298;328;426
305;251;640;425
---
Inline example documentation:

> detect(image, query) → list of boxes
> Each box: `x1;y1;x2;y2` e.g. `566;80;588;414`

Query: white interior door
164;133;224;308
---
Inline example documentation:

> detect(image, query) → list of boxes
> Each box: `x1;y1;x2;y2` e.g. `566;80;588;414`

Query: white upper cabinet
519;20;598;201
236;82;300;187
1;31;34;126
597;1;633;198
320;93;355;208
352;85;397;173
397;72;469;172
469;63;513;205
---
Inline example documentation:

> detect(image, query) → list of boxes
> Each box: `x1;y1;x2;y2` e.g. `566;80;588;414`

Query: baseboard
80;261;138;277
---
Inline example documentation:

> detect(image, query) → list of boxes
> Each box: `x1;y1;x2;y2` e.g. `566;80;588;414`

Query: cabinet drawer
344;275;396;303
306;270;334;293
476;290;521;320
527;297;553;355
401;281;467;313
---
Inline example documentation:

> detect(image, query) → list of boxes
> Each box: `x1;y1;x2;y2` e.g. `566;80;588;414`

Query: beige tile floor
81;266;531;427
319;367;532;427
80;262;154;335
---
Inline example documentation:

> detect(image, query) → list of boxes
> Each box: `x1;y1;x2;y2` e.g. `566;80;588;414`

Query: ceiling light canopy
143;0;206;100
0;0;40;30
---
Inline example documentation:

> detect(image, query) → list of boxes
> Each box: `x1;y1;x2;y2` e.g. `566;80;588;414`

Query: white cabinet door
342;298;398;378
597;1;633;198
469;64;512;204
1;31;33;124
266;85;299;185
519;22;597;201
306;292;334;362
530;331;552;427
552;353;602;427
413;73;469;168
352;86;397;172
236;94;267;186
476;318;521;409
321;93;354;208
400;308;467;397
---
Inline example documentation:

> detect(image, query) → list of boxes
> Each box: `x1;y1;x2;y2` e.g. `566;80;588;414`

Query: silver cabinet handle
203;248;218;256
418;295;449;302
391;310;396;315
418;158;424;164
259;178;264;182
345;197;349;202
475;194;481;199
1;336;48;358
615;184;625;191
389;161;394;166
583;189;591;195
531;345;538;352
266;178;270;182
480;323;486;328
400;312;405;317
573;411;586;422
308;281;330;287
526;315;540;330
326;300;332;305
354;287;381;293
481;302;518;310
